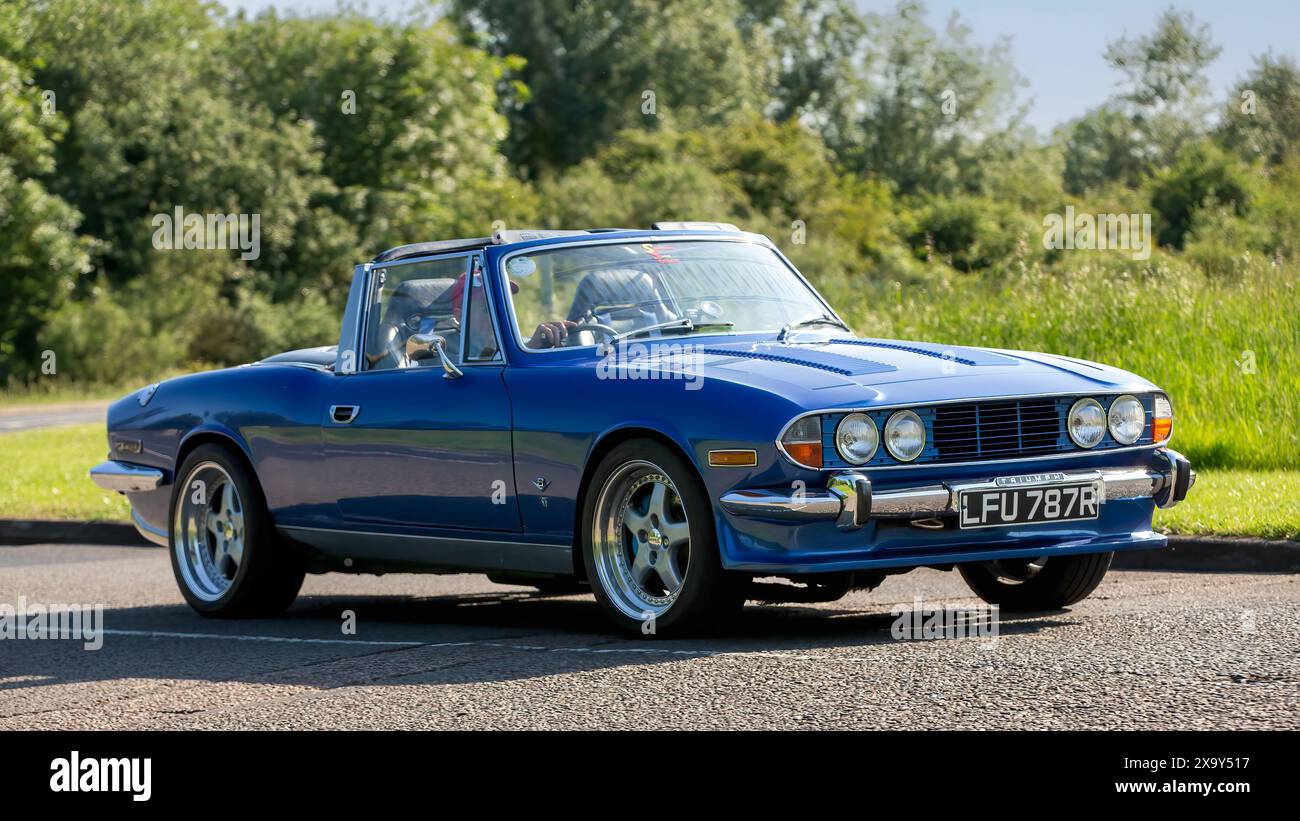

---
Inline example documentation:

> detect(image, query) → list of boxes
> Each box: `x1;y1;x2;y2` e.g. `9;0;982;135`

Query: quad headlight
884;410;926;462
1107;394;1145;445
1067;398;1106;449
835;413;879;465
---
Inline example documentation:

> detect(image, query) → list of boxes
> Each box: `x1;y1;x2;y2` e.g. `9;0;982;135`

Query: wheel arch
570;426;706;579
175;428;261;496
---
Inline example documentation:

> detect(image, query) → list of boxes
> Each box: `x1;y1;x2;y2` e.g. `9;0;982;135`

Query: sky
222;0;1300;133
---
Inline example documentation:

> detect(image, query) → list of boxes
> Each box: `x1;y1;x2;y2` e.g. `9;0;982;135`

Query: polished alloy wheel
983;556;1048;584
591;460;692;620
173;462;245;602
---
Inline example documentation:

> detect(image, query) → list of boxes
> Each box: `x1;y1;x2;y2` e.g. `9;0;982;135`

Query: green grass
1154;470;1300;541
0;369;193;408
0;422;1294;539
835;260;1300;471
0;424;130;522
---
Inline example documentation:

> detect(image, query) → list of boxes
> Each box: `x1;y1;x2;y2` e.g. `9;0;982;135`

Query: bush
1184;205;1273;277
1149;141;1253;249
903;195;1035;273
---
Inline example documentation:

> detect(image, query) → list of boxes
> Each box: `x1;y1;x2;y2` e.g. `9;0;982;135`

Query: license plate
958;481;1101;529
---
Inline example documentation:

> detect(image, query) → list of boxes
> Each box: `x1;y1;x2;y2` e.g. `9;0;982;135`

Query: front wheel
958;552;1113;611
581;440;744;636
169;443;305;617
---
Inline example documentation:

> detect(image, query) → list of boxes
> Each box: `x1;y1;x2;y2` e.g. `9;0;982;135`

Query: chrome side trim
277;525;571;575
712;488;843;520
89;461;166;493
132;508;169;547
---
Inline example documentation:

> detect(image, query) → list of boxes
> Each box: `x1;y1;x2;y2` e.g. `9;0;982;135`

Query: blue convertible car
91;224;1194;635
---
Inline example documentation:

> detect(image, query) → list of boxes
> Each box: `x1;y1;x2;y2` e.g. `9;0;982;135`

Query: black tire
958;552;1113;611
581;440;745;637
169;443;305;617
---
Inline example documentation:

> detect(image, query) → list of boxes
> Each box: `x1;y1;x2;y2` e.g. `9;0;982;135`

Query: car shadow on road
0;589;1080;700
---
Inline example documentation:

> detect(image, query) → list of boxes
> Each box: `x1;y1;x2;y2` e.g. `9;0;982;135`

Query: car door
323;252;521;532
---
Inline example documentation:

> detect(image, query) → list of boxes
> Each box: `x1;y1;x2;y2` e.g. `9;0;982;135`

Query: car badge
533;477;550;492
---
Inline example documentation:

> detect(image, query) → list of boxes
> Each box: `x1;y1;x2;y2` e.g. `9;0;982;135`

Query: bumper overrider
719;448;1194;531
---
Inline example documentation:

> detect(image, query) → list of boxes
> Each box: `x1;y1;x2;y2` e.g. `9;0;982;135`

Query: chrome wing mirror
406;333;462;379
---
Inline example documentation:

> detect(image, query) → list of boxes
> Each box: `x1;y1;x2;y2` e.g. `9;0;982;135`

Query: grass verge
0;424;129;522
1153;470;1300;541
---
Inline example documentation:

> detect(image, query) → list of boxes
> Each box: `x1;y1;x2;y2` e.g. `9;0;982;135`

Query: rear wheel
958;552;1113;611
169;443;305;617
581;440;744;636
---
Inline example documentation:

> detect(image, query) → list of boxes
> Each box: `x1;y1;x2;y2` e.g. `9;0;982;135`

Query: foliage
1148;140;1253;249
0;0;1298;476
1063;8;1222;196
453;0;771;172
1218;53;1300;167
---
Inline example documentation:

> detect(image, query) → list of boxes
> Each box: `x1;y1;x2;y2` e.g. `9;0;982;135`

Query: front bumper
89;460;166;493
719;448;1195;531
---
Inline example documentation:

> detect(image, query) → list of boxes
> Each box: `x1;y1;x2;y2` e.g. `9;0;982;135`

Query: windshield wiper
607;318;735;347
777;313;851;342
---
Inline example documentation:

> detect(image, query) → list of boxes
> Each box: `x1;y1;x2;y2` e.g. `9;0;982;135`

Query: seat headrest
567;268;662;321
383;277;458;324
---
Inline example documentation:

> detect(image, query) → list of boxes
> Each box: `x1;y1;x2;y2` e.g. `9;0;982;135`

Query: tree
221;11;534;284
454;0;771;174
1062;8;1221;194
14;0;340;297
1104;8;1221;111
1218;53;1300;166
1061;104;1154;194
842;1;1026;197
1149;140;1252;249
741;0;872;151
0;7;89;382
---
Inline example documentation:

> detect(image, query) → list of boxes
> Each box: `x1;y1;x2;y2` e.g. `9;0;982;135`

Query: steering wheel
573;320;619;340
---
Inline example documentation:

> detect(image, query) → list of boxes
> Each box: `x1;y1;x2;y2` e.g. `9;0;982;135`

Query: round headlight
1107;394;1144;445
884;410;926;462
1068;398;1106;449
835;413;879;465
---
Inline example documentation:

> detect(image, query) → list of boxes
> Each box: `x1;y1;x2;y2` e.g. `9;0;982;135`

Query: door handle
330;405;360;424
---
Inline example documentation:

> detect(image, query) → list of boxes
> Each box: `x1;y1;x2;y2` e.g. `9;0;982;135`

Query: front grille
932;399;1062;461
816;394;1151;469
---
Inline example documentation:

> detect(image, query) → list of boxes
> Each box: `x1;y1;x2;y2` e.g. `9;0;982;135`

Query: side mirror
405;332;438;362
407;333;463;379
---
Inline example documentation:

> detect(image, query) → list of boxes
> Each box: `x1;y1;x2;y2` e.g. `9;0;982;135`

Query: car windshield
503;239;831;350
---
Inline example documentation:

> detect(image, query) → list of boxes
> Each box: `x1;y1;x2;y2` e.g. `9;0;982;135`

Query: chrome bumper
719;449;1195;532
89;460;166;493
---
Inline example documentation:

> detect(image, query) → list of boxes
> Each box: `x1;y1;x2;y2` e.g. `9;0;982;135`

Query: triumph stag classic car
90;223;1195;635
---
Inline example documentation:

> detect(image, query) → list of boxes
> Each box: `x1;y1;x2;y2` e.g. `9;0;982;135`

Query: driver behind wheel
449;272;574;352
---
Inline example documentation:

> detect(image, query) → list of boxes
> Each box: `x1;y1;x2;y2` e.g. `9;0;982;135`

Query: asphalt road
1;543;1295;730
0;401;109;433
